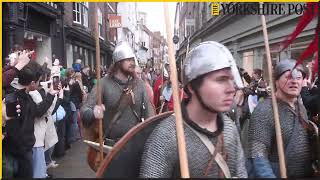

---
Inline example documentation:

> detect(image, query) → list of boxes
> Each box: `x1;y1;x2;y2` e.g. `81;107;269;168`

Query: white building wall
117;2;138;49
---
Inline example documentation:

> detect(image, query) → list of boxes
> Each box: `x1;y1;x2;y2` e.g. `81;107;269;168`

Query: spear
260;2;287;178
94;2;104;163
163;2;190;178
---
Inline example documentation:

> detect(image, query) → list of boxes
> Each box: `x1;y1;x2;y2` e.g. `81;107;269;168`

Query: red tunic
153;76;163;109
168;88;187;111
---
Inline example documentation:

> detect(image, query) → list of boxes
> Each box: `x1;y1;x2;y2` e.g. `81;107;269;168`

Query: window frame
73;2;89;27
83;2;89;27
73;2;81;24
97;8;104;40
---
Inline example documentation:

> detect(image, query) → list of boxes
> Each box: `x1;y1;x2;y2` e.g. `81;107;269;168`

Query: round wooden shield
96;111;173;178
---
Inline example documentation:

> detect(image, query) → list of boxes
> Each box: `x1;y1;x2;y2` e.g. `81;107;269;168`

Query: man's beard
120;64;135;77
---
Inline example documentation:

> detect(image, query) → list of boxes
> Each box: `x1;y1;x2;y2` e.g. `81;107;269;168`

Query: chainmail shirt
80;76;155;140
139;102;247;178
247;98;312;177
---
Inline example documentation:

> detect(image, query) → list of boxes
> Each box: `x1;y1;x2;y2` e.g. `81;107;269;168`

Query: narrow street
47;141;95;178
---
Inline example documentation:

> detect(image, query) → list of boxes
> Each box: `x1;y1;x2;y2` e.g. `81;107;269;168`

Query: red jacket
3;65;17;89
153;76;163;109
168;89;187;111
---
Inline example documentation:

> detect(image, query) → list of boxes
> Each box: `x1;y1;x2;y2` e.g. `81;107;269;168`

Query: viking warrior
139;41;247;178
246;59;314;178
80;42;155;157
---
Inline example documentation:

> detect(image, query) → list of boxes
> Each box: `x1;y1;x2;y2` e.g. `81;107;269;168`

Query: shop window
73;2;89;27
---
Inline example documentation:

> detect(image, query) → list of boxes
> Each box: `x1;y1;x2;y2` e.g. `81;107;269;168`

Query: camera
5;93;18;117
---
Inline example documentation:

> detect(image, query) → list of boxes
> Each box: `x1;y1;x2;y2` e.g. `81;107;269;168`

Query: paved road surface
48;140;96;178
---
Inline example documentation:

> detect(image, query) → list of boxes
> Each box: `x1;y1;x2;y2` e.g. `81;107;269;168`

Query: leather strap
107;78;139;137
183;120;231;178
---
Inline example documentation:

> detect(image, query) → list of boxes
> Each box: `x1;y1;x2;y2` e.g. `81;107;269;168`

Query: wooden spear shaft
94;3;104;163
163;3;190;178
260;3;287;178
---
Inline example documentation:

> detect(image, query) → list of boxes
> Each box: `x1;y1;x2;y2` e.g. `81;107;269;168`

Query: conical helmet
113;41;136;63
183;41;243;88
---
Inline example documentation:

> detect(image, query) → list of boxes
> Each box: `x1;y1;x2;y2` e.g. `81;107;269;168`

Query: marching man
139;41;247;178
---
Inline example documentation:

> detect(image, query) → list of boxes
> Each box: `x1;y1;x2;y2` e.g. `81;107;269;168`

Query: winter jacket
3;89;55;156
29;89;58;147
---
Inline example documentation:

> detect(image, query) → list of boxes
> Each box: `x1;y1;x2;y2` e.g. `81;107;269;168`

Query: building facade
116;2;138;50
3;2;117;69
175;2;317;81
3;2;65;67
64;2;115;69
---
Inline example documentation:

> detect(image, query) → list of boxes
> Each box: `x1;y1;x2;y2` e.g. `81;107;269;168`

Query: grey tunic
139;111;247;178
247;98;312;177
80;76;155;140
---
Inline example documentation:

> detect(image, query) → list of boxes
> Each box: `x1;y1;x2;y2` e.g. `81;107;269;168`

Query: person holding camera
3;49;33;96
2;61;59;178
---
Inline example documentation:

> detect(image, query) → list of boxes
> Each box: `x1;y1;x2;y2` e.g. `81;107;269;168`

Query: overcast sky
137;2;176;40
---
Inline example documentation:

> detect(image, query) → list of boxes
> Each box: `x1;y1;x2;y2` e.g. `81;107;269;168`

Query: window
45;2;57;9
98;8;103;39
79;47;83;55
207;2;212;21
74;45;78;52
83;3;89;27
73;3;81;24
73;2;89;27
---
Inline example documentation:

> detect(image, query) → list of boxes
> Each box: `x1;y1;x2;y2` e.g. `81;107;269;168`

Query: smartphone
52;76;60;90
5;93;18;117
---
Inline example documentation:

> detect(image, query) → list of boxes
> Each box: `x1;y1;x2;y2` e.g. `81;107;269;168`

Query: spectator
3;50;33;96
81;66;93;93
2;61;58;178
29;86;59;178
51;59;61;78
72;59;82;73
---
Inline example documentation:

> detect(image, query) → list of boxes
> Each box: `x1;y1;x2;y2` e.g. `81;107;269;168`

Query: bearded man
81;41;155;146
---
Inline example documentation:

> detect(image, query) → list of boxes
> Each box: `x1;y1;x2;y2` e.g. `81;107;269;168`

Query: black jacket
3;89;55;156
81;72;93;92
301;86;320;118
70;82;83;109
